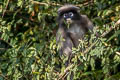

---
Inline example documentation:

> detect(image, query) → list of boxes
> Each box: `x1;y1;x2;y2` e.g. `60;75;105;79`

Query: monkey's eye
69;12;74;17
63;13;67;18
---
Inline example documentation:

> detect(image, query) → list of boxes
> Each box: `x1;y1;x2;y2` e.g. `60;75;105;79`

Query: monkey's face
58;11;80;25
62;11;80;24
63;12;74;24
57;5;81;28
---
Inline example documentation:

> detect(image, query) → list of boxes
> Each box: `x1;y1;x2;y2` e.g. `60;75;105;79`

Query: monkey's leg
68;33;80;48
62;39;74;80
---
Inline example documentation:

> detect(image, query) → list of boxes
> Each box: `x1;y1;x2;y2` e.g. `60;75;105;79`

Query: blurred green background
0;0;120;80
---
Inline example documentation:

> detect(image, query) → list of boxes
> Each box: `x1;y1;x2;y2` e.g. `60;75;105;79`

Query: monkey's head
57;5;81;25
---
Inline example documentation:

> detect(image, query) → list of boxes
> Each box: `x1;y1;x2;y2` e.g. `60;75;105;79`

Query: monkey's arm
56;27;73;56
81;15;94;31
56;27;66;45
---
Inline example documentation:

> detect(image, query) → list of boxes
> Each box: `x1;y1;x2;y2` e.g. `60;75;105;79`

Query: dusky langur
56;5;93;57
56;4;93;80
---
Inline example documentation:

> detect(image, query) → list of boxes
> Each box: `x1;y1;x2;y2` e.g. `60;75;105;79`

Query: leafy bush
0;0;120;80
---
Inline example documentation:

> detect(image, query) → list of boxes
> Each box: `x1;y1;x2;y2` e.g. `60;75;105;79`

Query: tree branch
58;64;74;80
30;0;94;7
30;0;62;6
101;19;120;37
2;0;10;18
84;19;120;54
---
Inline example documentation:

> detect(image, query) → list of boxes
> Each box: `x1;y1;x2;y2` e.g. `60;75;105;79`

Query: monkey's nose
66;18;72;24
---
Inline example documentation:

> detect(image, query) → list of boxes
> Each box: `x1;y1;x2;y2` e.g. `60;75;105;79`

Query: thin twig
30;0;94;7
83;40;98;54
58;64;74;80
84;19;120;54
2;0;10;18
0;38;12;48
0;74;8;80
0;48;8;50
30;0;62;6
76;0;94;7
101;19;120;37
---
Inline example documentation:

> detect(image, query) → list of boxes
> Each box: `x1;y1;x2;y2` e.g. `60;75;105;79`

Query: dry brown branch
58;64;74;80
30;0;94;7
30;0;62;6
77;0;94;7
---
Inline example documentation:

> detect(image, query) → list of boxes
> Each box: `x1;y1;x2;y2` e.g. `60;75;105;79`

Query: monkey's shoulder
81;15;89;20
80;15;94;30
80;15;90;24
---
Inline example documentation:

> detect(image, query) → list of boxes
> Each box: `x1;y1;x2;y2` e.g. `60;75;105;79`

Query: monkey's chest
67;25;85;38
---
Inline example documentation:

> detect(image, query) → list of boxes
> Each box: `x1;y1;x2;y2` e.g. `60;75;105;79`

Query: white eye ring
69;12;73;17
64;13;67;18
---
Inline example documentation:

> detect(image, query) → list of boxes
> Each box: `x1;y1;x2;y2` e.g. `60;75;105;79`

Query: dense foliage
0;0;120;80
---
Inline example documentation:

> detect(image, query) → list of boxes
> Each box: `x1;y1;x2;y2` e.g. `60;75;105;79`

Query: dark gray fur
56;5;93;57
56;5;93;80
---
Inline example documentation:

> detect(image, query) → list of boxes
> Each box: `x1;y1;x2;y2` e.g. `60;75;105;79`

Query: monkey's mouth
65;18;72;29
66;18;72;24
